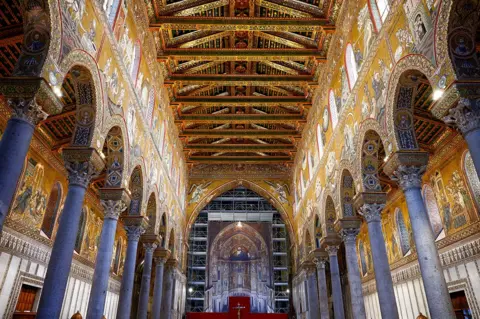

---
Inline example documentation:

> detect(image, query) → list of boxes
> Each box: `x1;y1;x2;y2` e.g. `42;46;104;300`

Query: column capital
166;258;179;270
384;151;429;191
154;248;171;264
313;250;328;269
122;216;148;241
0;77;62;125
325;245;339;256
340;228;360;245
99;188;131;220
143;242;158;253
335;216;362;232
353;192;386;224
443;97;480;136
62;147;105;188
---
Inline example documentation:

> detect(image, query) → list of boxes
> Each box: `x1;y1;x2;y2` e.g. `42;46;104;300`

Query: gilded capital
340;228;360;244
358;203;385;223
62;148;105;188
325;245;339;256
9;99;48;125
444;97;480;136
100;199;128;220
390;165;426;191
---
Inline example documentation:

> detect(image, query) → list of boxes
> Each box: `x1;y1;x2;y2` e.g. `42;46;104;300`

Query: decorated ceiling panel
147;0;340;166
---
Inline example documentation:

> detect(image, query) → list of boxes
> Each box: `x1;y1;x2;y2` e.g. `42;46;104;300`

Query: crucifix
233;303;246;319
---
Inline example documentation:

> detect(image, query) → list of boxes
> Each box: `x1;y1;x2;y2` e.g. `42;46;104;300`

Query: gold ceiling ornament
254;0;313;18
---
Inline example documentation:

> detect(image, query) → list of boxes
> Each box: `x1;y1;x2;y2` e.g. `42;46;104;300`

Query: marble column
325;246;345;319
36;148;104;319
313;251;329;319
161;259;178;319
151;248;170;319
116;216;148;319
356;198;399;319
137;235;160;319
388;159;455;318
340;227;366;319
444;97;480;177
86;189;130;319
0;98;47;230
305;263;320;319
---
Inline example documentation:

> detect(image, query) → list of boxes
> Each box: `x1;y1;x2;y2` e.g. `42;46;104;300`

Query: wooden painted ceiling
149;0;339;166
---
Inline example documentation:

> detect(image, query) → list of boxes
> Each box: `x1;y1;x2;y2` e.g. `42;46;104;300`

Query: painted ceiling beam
173;96;309;104
184;144;296;151
254;0;313;17
178;31;233;48
179;129;300;138
176;114;305;123
156;0;220;16
259;0;325;17
150;17;334;32
172;0;230;16
166;74;314;86
186;156;294;163
159;49;325;61
265;31;319;48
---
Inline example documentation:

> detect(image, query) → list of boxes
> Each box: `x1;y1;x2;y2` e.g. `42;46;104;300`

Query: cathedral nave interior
0;0;479;318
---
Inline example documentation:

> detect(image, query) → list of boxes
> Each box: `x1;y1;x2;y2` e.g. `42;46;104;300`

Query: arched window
104;0;121;26
131;42;141;84
40;182;62;239
345;44;358;89
147;88;155;127
422;184;444;240
75;208;87;253
395;208;410;256
316;124;324;159
328;90;338;129
463;151;480;210
359;241;367;276
368;0;390;32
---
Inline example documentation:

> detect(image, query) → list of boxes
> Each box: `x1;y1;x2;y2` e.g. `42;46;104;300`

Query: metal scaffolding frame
185;187;291;313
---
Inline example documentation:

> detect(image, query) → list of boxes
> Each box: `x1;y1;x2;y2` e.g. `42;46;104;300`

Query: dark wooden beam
184;144;295;151
177;114;305;123
179;129;300;138
173;96;309;104
187;155;293;163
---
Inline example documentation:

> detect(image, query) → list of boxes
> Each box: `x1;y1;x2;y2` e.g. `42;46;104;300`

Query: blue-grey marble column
391;165;455;318
305;264;320;319
325;246;345;319
0;100;47;230
36;148;103;319
87;195;128;319
314;257;329;319
117;221;146;319
161;260;177;319
340;228;366;319
151;249;170;319
444;97;480;177
359;203;399;319
137;242;158;319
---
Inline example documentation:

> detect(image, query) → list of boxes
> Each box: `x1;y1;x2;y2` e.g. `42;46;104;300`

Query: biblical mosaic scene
0;0;479;318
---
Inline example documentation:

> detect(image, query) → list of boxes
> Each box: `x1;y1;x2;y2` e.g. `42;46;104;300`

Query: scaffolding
185;187;290;313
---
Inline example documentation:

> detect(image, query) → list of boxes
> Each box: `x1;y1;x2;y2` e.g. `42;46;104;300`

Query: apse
186;187;291;314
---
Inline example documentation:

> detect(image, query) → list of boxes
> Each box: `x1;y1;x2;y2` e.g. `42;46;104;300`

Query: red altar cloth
186;297;288;319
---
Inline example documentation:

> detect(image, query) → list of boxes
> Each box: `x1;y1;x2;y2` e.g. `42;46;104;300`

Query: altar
186;297;288;319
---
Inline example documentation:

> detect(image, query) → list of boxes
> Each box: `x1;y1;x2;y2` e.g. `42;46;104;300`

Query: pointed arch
345;44;358;90
103;126;125;187
395;208;410;256
340;169;356;218
40;182;63;239
359;129;386;192
146;193;157;234
128;166;144;215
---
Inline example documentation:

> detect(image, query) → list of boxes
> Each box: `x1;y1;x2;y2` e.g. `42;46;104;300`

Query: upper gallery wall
20;0;188;235
292;0;480;269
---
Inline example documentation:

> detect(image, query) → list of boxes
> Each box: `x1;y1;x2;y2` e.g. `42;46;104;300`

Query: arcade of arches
0;0;480;319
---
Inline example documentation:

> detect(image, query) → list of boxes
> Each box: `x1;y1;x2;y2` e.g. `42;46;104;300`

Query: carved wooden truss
149;0;340;165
